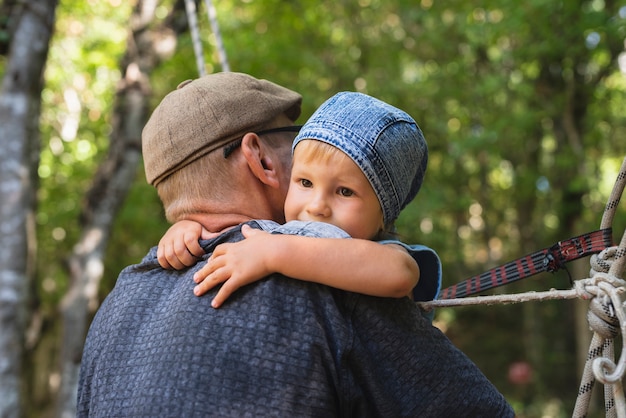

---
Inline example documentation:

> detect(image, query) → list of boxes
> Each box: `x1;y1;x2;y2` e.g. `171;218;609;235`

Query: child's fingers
193;274;221;296
158;259;172;270
210;279;240;308
193;281;212;296
184;232;205;257
157;245;173;270
158;241;187;270
241;224;265;239
208;242;229;260
200;227;220;240
172;238;200;268
240;224;253;237
193;262;227;296
193;262;214;283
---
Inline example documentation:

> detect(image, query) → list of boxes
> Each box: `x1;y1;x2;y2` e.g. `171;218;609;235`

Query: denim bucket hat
293;92;428;229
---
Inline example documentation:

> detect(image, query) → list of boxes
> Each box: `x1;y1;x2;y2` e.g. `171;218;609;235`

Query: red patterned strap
439;228;614;300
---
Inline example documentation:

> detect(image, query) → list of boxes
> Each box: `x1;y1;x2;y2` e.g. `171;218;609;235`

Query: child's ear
240;133;280;188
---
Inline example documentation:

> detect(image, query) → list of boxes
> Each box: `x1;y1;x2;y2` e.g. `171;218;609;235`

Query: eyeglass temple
223;125;303;158
255;125;303;136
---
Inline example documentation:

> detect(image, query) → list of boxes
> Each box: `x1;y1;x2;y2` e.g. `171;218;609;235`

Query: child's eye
338;187;354;197
300;179;313;188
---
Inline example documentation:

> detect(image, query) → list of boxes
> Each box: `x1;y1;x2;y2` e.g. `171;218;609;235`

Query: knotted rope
573;246;626;418
418;156;626;417
573;158;626;417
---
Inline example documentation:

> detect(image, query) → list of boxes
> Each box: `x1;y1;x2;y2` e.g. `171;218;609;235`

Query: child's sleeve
378;239;442;303
256;220;440;302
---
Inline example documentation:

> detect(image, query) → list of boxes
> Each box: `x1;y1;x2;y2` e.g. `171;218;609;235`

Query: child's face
284;142;384;240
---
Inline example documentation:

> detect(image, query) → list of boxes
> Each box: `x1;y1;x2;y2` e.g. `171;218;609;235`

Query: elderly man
77;72;514;417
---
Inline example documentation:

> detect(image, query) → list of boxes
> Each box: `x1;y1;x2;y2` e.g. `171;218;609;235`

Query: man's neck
185;213;253;234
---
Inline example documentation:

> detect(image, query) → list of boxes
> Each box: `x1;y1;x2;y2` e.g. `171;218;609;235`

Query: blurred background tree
0;0;625;416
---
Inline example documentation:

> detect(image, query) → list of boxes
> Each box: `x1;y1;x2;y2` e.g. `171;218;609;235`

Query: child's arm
157;220;208;270
195;224;419;307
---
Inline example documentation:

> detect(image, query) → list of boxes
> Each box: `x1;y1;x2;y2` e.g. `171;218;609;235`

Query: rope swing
420;156;626;418
183;0;230;77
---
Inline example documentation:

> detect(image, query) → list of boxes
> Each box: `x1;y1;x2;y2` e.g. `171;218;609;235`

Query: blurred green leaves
37;0;626;414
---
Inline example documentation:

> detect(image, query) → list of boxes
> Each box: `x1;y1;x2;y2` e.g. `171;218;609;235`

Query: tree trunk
0;1;58;416
55;0;189;415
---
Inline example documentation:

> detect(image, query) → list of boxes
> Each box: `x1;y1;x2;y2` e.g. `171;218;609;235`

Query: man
77;72;514;417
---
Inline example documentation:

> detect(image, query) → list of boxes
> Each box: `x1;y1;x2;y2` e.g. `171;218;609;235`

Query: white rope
573;251;626;418
183;0;206;76
418;157;626;418
203;0;230;72
183;0;230;75
418;288;579;311
418;249;626;418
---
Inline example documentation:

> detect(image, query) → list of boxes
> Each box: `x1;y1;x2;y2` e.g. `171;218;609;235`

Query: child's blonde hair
293;138;349;165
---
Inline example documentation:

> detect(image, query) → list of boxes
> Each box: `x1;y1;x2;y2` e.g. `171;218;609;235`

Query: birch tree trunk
0;1;58;417
56;0;189;415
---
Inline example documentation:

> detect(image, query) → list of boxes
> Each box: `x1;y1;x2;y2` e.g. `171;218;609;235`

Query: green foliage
38;0;132;306
35;0;626;416
101;165;168;295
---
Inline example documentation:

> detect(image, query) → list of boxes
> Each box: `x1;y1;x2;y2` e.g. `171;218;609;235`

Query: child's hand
158;220;210;270
193;224;273;308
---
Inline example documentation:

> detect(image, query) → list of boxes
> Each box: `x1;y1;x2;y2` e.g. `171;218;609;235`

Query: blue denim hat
293;92;428;228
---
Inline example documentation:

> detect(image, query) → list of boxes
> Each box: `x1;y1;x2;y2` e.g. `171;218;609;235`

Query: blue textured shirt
77;220;514;417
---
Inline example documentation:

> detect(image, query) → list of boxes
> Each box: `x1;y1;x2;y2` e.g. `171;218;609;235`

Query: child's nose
306;194;331;218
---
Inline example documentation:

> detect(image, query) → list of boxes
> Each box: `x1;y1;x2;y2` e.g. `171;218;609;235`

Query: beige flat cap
142;72;302;186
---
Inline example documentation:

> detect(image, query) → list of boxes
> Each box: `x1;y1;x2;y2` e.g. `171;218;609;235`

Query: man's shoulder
80;266;354;416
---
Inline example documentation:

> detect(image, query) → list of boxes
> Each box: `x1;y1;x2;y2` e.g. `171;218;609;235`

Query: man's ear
240;133;280;188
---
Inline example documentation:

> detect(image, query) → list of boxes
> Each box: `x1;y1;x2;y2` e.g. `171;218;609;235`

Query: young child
158;92;441;308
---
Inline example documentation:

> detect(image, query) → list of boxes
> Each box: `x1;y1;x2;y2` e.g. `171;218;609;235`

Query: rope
184;0;231;76
203;0;230;72
572;251;626;418
438;228;613;300
419;156;626;418
183;0;206;77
